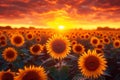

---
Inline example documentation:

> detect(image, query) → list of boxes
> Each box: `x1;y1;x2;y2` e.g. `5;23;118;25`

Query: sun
58;25;64;30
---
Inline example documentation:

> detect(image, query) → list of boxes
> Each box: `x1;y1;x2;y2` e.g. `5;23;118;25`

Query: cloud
0;0;120;24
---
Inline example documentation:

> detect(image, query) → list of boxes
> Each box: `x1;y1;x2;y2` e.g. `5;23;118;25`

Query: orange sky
0;0;120;29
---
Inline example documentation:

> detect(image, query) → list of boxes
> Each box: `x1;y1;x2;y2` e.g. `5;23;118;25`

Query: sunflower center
2;73;14;80
81;36;84;38
37;38;40;41
72;36;76;39
85;56;100;71
13;36;22;44
115;42;119;46
1;41;6;45
32;45;40;53
72;42;76;45
75;46;82;52
85;35;89;38
100;40;103;43
52;39;66;53
104;39;108;42
96;49;102;54
22;71;40;80
6;50;15;59
0;36;5;40
92;39;98;44
28;34;32;39
97;45;102;48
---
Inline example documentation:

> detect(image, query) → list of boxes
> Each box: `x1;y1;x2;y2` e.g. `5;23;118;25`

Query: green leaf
49;66;69;80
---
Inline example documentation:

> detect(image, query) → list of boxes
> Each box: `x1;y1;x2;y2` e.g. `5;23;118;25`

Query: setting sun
58;25;64;30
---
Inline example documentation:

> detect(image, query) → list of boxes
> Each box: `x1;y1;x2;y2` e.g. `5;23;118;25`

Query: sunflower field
0;29;120;80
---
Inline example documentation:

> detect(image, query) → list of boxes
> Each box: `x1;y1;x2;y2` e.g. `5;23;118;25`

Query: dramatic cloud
0;0;120;28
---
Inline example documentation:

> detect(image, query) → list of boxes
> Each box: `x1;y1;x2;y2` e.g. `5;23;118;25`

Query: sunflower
72;43;85;54
111;37;116;41
71;35;77;40
100;39;104;43
90;36;100;46
30;44;43;55
96;44;104;49
71;40;77;45
10;34;25;47
25;32;34;41
94;48;104;54
35;36;41;43
15;65;47;80
80;35;85;39
0;34;7;41
117;34;120;39
46;34;71;59
2;47;18;62
0;70;14;80
78;50;107;79
103;37;110;44
84;33;91;40
113;40;120;48
0;40;7;47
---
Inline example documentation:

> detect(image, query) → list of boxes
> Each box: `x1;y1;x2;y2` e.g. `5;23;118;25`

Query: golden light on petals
10;34;25;47
15;65;47;80
113;39;120;48
72;43;85;54
78;50;107;78
0;40;7;47
25;32;34;41
30;44;43;55
0;70;14;80
0;34;7;41
35;36;41;43
90;36;100;46
46;34;71;59
2;47;18;62
96;44;104;49
103;37;110;44
71;40;77;45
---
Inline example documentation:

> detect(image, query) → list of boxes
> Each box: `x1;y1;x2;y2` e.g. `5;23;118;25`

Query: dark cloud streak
0;0;120;21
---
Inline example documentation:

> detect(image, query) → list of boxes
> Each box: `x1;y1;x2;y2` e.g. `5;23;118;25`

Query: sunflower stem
59;59;62;70
89;77;94;80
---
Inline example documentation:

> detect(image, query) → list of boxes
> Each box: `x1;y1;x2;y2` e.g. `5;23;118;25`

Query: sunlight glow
58;25;64;30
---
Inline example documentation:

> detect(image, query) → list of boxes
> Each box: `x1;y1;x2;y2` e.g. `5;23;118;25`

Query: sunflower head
30;44;43;55
26;32;34;40
90;36;100;46
84;33;90;40
113;40;120;48
15;65;47;80
78;50;107;79
96;44;104;49
72;43;85;54
0;34;7;41
100;39;104;43
80;35;85;39
71;40;77;45
103;37;110;44
46;35;71;60
35;36;41;43
0;40;7;47
10;34;25;47
71;35;77;39
117;34;120;39
0;70;14;80
94;48;104;54
2;47;18;62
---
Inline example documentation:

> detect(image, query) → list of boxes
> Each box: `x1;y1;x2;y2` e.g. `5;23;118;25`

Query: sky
0;0;120;29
